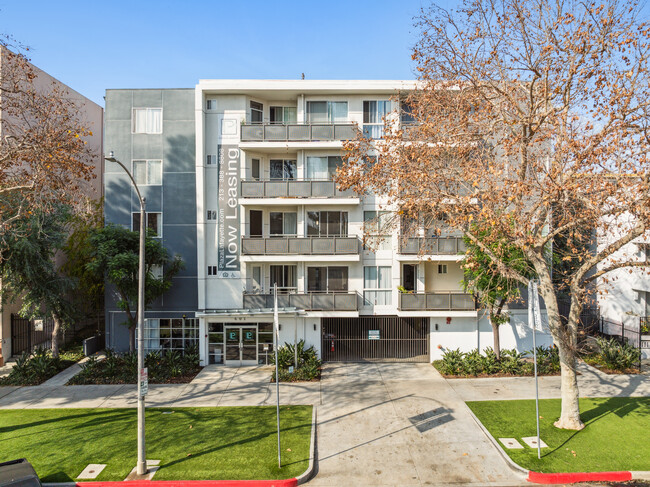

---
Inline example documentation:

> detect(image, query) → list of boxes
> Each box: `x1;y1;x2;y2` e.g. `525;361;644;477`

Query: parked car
0;459;41;487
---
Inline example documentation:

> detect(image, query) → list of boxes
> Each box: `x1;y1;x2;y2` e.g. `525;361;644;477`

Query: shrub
595;337;641;371
500;348;526;374
480;347;501;374
534;345;560;374
463;349;483;376
0;346;80;386
271;340;322;382
439;348;464;375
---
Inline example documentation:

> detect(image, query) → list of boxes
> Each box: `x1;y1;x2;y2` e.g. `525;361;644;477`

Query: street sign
140;367;148;396
368;330;380;340
531;281;544;331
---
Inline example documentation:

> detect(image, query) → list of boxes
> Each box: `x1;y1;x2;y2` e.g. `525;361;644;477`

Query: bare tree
0;41;95;257
339;0;650;429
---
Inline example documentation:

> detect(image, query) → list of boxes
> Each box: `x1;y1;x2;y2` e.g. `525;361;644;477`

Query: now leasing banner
217;144;241;278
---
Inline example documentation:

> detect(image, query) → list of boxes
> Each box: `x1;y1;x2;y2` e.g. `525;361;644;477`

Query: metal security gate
322;316;429;362
10;314;54;356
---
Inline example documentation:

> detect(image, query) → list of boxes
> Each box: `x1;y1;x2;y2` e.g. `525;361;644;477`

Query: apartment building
104;80;551;366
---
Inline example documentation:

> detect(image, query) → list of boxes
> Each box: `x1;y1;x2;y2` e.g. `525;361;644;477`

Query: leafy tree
87;225;184;351
340;0;650;429
462;228;533;360
0;42;95;258
0;206;73;357
61;198;104;325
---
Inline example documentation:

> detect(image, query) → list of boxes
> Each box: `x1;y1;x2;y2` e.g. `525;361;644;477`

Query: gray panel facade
104;89;197;351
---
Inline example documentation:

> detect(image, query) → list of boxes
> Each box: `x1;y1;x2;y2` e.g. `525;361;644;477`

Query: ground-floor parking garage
321;315;429;362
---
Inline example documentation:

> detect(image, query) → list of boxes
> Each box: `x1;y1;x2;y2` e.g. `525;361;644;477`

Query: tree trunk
554;344;583;429
129;325;136;352
490;317;501;361
51;313;61;358
536;266;585;430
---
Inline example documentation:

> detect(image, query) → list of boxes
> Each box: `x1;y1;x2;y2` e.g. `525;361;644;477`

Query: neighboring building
104;80;552;366
597;224;650;358
0;46;104;358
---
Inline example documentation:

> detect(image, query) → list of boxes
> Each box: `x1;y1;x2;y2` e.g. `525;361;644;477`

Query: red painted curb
75;480;297;487
527;470;632;484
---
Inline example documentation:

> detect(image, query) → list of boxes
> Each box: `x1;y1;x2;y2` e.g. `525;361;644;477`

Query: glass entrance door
224;326;258;366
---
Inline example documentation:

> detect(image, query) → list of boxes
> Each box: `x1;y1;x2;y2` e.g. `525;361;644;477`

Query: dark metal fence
322;316;429;362
10;314;104;356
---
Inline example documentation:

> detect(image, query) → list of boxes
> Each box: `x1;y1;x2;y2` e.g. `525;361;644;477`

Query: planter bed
0;347;84;386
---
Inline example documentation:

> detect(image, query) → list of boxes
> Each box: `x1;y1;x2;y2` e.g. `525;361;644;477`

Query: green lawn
467;397;650;473
0;406;312;482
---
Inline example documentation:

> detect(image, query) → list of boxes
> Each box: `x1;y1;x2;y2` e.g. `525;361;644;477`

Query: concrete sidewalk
448;360;650;402
3;360;648;485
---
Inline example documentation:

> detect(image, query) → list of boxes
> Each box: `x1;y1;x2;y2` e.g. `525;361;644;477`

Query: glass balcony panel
311;125;334;140
264;125;288;140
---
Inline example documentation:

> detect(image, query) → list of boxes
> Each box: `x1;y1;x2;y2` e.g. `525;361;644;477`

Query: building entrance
225;326;258;366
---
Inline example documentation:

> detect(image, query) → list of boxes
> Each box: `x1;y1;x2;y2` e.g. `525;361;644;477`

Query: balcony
242;237;359;255
241;180;354;198
243;292;358;311
240;123;356;142
399;237;466;255
398;292;476;311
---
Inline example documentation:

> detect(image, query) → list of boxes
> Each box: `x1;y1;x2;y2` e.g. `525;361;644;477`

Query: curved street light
105;151;147;476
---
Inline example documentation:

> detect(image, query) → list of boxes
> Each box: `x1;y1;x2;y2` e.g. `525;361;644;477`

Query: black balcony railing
242;237;359;255
399;237;466;255
241;179;354;198
398;292;476;311
241;123;356;142
243;292;358;311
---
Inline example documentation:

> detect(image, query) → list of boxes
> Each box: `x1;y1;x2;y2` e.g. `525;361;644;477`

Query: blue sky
0;0;434;106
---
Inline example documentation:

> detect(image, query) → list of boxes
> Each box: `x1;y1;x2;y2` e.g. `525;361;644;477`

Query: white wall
429;310;554;360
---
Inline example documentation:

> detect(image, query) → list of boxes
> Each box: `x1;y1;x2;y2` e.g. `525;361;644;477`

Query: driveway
308;362;524;487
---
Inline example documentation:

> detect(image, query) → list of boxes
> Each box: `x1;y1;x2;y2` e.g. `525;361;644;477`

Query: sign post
528;280;542;460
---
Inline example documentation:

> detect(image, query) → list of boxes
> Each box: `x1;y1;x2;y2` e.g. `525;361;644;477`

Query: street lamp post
105;151;148;476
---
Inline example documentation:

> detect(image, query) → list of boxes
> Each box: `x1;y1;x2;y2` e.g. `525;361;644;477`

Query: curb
527;471;631;484
463;405;528;477
44;482;297;487
295;406;317;485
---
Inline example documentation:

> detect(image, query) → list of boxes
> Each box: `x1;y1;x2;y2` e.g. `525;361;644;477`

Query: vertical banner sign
217;144;241;278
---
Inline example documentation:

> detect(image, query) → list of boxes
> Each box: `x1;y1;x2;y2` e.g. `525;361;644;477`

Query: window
364;266;392;306
364;211;391;251
150;265;163;279
207;210;217;220
363;100;390;139
132;212;162;237
207;154;216;165
307;211;348;237
251;266;262;292
306;156;342;180
269;159;297;180
207;265;217;275
438;264;448;274
251;158;260;180
270;212;297;236
250;101;263;124
306;101;348;123
206;99;217;110
400;99;417;125
143;318;199;352
133;160;162;185
270;106;297;124
270;265;297;292
639;243;650;262
132;108;162;134
307;266;348;292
